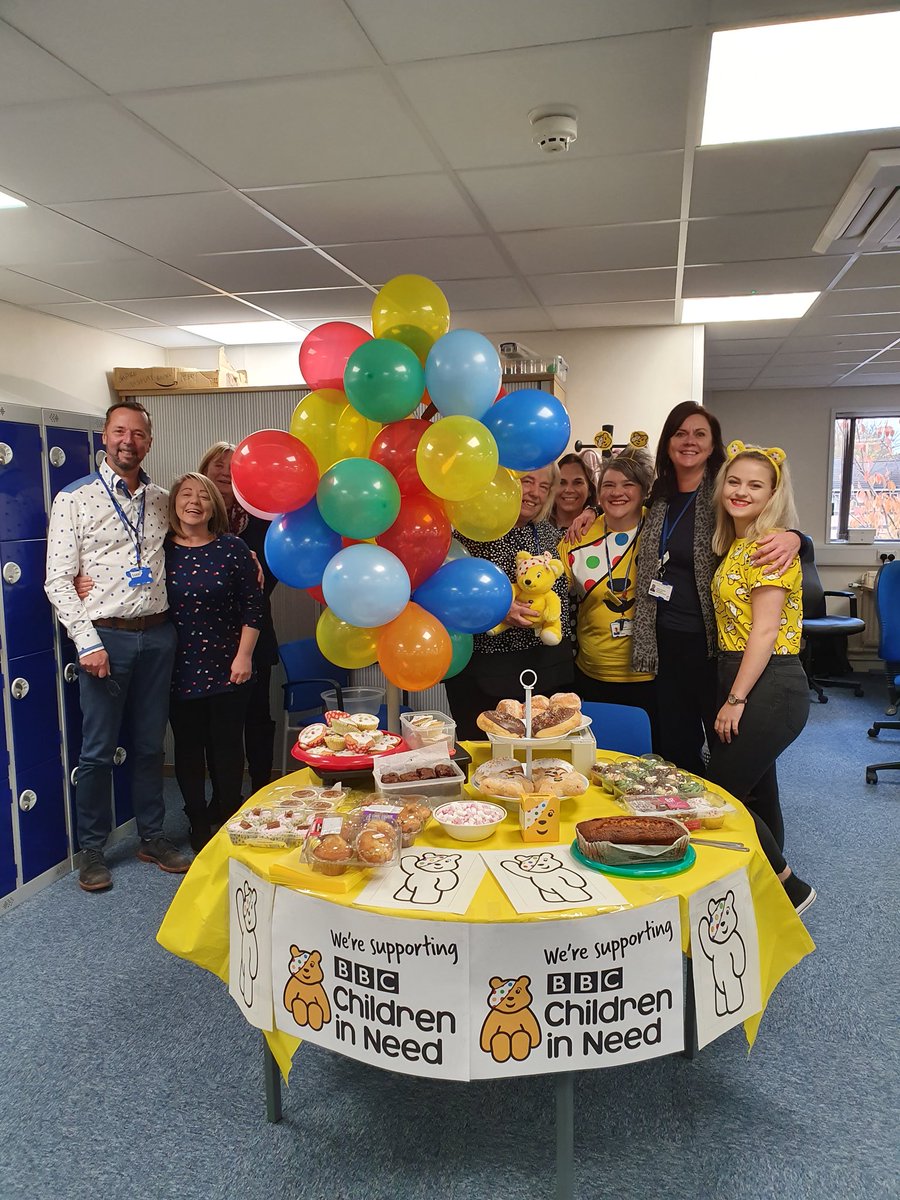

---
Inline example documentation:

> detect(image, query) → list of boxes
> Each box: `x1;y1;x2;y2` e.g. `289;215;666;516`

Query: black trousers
573;665;659;747
444;644;574;741
654;625;719;774
244;662;276;793
705;653;810;864
170;685;253;830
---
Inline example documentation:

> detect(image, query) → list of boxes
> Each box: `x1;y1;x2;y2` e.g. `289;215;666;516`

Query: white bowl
433;801;506;842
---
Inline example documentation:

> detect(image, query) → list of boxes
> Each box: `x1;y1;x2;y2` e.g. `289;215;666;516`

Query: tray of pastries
476;692;590;743
471;756;589;803
291;710;405;768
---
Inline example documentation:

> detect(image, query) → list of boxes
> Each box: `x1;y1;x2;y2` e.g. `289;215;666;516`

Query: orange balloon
377;602;452;692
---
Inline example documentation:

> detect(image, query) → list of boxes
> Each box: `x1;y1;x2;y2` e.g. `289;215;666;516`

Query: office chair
799;542;865;703
865;560;900;784
278;638;349;774
581;701;652;757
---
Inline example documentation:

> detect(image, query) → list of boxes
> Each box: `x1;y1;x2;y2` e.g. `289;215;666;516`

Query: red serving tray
291;735;409;772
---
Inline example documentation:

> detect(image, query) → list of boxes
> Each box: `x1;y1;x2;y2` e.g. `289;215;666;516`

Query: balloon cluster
231;275;571;693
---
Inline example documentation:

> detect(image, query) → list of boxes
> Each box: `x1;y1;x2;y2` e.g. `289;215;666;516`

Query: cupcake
312;834;353;876
356;828;395;865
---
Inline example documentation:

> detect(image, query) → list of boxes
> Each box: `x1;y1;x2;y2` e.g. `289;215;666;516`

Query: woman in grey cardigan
632;402;801;775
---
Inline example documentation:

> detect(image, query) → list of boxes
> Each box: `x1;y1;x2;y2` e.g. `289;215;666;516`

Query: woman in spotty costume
705;442;815;914
558;446;657;740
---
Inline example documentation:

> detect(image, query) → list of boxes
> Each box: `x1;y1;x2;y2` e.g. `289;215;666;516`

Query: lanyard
99;473;146;567
602;518;642;596
524;522;541;555
658;490;697;574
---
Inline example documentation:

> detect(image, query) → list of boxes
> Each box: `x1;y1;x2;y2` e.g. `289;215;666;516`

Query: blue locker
15;755;66;884
46;426;92;501
7;651;62;771
0;420;45;541
91;430;105;471
61;656;83;852
0;723;14;899
1;539;54;657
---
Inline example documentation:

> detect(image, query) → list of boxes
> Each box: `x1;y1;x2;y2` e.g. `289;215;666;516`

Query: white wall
0;301;157;416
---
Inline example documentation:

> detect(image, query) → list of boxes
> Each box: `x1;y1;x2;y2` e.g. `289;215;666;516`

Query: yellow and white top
711;539;802;654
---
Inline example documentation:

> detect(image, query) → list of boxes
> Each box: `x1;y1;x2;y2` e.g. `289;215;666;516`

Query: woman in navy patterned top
165;473;263;850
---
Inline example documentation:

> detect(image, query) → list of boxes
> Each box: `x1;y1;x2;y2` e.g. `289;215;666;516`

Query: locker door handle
64;663;78;683
49;446;66;467
19;789;37;811
0;442;12;466
2;562;21;585
10;678;28;699
113;746;127;766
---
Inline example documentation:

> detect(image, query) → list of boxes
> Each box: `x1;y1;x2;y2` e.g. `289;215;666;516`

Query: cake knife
690;838;749;852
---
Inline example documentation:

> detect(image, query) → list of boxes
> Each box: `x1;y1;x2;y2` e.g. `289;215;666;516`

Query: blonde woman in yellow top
705;442;814;914
559;448;657;739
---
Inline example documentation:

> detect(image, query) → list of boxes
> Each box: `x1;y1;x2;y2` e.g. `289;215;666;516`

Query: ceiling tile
703;364;766;379
703;354;774;370
530;268;676;305
0;206;133;266
395;31;693;169
845;372;900;385
706;337;785;356
835;252;900;290
462;153;684;231
685;209;835;265
0;20;98;104
766;350;876;366
105;295;275;325
53;193;297;257
124;73;442;189
709;1;892;22
113;327;220;348
238;288;373;320
347;0;694;62
843;359;900;375
0;0;376;92
547;300;676;327
683;256;847;297
814;287;900;318
502;223;679;274
0;269;81;304
12;257;214;301
33;301;162;329
705;319;800;340
439;278;534;309
781;333;897;353
327;236;511;282
449;307;551;333
0;99;218;203
180;248;358;293
754;376;845;388
705;379;754;390
759;361;849;377
798;311;900;337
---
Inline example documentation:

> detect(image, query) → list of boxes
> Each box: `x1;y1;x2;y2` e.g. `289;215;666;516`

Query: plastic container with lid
302;810;401;875
320;686;385;715
400;710;456;750
374;744;465;802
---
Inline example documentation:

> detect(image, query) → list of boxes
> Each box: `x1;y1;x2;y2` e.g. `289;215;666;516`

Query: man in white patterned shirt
45;399;189;891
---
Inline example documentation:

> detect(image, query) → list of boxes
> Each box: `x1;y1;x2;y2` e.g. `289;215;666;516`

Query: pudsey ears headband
726;440;786;480
592;430;649;452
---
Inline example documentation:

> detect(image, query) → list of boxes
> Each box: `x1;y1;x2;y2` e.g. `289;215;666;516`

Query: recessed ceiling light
179;320;306;345
702;12;900;144
0;190;26;209
681;293;819;323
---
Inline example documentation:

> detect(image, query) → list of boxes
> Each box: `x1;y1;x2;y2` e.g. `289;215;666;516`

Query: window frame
830;408;900;543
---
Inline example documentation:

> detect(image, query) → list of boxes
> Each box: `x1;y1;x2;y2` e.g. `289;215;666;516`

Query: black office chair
865;561;900;784
799;542;865;703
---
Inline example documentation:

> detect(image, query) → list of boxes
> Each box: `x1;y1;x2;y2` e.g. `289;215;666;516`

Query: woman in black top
443;463;574;739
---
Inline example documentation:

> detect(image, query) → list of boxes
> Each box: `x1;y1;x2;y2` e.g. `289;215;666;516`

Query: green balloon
344;337;425;423
317;457;401;540
443;630;474;680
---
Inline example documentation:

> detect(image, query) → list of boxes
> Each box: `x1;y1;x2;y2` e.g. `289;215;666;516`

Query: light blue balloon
425;329;501;420
413;557;513;634
483;388;571;471
321;544;411;629
265;499;341;590
443;537;471;565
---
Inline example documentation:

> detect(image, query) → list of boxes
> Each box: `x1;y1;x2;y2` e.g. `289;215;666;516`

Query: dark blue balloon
265;498;341;590
413;557;513;634
483;388;571;471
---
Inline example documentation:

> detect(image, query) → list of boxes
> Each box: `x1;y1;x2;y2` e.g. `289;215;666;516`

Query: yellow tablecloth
158;746;814;1079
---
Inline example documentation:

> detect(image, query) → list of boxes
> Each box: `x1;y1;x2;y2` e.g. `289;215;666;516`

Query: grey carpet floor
1;680;898;1200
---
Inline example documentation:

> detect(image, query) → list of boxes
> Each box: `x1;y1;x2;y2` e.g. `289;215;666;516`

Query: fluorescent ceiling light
179;320;305;344
681;293;819;324
0;190;26;209
702;12;900;144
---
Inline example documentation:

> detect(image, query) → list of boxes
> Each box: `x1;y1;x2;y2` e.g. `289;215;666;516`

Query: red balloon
375;492;451;590
231;430;318;516
370;418;429;495
300;323;372;391
494;385;507;403
307;584;326;604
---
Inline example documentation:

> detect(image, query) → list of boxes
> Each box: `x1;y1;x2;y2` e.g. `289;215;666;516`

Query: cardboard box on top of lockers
113;348;248;393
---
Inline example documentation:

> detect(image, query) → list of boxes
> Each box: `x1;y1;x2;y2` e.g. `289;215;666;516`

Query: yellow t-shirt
559;515;653;683
711;539;803;654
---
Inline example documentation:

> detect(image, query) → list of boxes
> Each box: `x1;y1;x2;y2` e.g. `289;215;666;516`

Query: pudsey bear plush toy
489;550;563;645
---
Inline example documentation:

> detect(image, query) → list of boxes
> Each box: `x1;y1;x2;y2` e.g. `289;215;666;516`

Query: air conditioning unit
814;149;900;254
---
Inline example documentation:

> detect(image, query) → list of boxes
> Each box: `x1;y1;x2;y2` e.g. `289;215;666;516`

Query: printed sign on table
689;868;762;1049
355;848;487;915
469;898;683;1078
271;891;471;1079
228;859;275;1029
479;846;627;913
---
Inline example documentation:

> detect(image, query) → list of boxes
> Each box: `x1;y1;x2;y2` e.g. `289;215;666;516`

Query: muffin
356;828;395;865
312;833;353;876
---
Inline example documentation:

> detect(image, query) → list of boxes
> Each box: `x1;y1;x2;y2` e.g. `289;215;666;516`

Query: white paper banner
689;868;762;1049
228;860;275;1030
480;846;627;913
355;848;487;915
469;898;683;1077
271;891;471;1079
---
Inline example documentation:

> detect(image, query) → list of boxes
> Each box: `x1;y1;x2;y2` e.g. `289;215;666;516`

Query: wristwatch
726;693;747;706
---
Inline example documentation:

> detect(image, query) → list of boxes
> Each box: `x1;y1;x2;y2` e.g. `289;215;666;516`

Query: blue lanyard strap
659;491;697;566
99;473;146;566
525;522;540;555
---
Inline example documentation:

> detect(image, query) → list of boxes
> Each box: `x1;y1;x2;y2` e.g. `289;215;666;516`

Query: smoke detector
529;105;578;154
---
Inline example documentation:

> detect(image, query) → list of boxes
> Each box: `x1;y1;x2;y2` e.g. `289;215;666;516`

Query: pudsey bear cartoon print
500;852;593;905
697;890;746;1017
283;947;331;1031
235;883;259;1008
479;975;542;1063
393;851;461;905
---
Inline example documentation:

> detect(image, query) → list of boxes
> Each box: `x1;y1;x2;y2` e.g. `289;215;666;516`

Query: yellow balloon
336;404;381;459
416;415;499;502
290;389;346;472
315;607;379;670
371;275;450;364
445;467;521;541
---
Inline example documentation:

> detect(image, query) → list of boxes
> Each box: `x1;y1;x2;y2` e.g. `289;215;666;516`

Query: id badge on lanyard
651;492;696;603
101;475;153;587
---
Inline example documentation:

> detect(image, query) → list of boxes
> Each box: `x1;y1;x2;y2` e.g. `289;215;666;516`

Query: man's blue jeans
76;621;177;849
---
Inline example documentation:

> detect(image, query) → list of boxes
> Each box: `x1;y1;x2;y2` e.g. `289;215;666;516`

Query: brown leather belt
93;612;169;632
